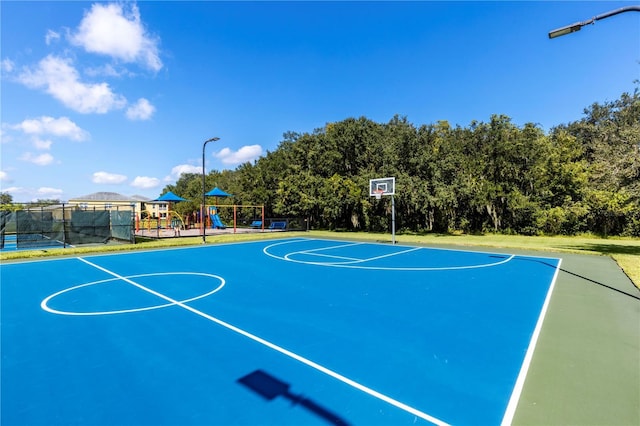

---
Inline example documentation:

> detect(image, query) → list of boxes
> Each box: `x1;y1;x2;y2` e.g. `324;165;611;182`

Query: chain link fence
1;204;135;250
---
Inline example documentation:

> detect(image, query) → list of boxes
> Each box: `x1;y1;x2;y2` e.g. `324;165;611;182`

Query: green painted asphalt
514;252;640;425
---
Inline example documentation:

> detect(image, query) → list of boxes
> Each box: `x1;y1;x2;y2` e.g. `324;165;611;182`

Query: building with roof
68;192;152;215
68;192;199;230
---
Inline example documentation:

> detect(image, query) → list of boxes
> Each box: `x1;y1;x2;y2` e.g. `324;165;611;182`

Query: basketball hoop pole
391;194;396;245
202;136;220;244
370;177;396;245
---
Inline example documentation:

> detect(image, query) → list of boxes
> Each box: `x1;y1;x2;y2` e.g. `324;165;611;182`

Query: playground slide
210;214;226;229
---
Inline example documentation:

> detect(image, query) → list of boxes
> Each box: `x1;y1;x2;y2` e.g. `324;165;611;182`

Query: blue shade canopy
205;187;232;197
154;191;187;202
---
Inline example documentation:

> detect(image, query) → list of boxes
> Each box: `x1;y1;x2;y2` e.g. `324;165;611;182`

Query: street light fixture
202;136;220;243
549;5;640;39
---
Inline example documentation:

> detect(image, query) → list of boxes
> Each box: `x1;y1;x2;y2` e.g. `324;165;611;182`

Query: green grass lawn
2;231;639;287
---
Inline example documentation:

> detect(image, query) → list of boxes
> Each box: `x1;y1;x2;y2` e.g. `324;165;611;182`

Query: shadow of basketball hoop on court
237;369;350;426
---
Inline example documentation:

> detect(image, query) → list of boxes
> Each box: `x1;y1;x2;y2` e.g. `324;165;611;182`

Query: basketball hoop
369;177;396;244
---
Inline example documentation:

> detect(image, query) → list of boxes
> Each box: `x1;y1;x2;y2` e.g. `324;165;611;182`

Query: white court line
303;252;363;261
327;246;424;265
268;240;370;264
293;241;365;255
279;241;420;264
286;245;422;265
76;256;450;426
265;240;515;271
500;258;563;425
41;272;225;316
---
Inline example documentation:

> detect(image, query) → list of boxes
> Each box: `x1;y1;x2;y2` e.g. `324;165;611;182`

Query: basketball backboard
369;177;395;196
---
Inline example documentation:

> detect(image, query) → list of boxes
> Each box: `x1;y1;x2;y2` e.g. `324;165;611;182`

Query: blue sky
1;1;638;202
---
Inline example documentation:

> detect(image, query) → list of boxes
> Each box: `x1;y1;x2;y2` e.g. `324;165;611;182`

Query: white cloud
85;63;132;78
131;176;160;189
0;171;11;183
214;145;263;165
17;55;127;114
19;152;55;166
33;137;53;150
1;58;15;73
164;164;201;182
14;116;89;141
45;29;61;45
92;171;127;184
126;98;155;121
37;187;64;197
0;186;63;202
1;186;26;196
70;3;162;72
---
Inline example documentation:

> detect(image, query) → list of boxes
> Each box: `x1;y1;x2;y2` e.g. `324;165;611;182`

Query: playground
134;188;299;239
135;222;268;239
135;206;301;239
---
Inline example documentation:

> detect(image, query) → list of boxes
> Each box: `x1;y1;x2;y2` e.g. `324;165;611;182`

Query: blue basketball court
1;238;561;425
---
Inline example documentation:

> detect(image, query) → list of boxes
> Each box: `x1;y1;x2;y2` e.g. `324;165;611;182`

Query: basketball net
373;189;384;200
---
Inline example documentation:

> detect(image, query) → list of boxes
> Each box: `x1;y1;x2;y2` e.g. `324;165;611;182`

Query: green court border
512;250;639;425
393;242;639;426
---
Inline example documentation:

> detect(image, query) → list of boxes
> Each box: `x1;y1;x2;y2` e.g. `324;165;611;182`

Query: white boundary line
500;258;563;425
75;256;450;426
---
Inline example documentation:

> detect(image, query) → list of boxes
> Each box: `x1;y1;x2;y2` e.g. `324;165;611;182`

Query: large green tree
157;89;639;236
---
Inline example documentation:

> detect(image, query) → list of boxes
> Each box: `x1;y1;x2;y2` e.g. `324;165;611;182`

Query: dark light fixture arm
548;5;640;39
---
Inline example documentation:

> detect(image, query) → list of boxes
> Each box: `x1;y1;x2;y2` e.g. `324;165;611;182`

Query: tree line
2;91;635;236
164;89;639;236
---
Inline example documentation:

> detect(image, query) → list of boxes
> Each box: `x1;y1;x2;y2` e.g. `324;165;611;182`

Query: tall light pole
549;5;639;39
202;137;220;243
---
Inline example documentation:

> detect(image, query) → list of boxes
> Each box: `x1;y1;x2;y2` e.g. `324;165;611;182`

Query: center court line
76;257;450;426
